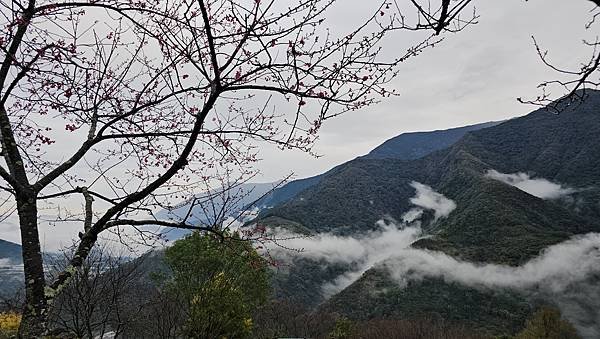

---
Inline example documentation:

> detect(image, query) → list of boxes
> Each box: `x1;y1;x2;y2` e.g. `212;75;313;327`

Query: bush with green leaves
164;231;269;339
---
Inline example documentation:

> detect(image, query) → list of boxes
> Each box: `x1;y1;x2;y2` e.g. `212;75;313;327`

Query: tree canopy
164;231;269;339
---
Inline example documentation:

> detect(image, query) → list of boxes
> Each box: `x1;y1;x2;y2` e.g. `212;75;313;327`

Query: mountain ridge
264;90;600;337
254;120;501;210
0;239;22;265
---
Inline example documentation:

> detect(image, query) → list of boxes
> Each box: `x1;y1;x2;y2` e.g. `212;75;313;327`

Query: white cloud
485;169;576;199
406;181;456;221
401;208;423;223
271;220;600;337
270;221;423;297
383;233;600;339
267;180;598;337
269;182;453;296
384;233;600;293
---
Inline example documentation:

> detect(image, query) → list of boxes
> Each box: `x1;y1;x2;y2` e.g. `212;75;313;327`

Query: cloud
270;221;422;297
383;233;600;338
273;222;421;297
269;182;452;296
384;233;600;292
267;181;599;337
401;208;423;223
485;169;576;199
0;218;21;245
551;279;600;339
403;181;456;222
272;222;600;337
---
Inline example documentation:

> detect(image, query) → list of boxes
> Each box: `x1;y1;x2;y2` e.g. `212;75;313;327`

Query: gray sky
256;0;595;182
0;0;596;250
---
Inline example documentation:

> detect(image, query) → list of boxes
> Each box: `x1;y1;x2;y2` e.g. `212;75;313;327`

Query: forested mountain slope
255;121;499;210
262;90;600;254
263;90;600;337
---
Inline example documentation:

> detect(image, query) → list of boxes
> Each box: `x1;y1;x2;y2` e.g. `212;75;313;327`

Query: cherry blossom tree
0;0;462;335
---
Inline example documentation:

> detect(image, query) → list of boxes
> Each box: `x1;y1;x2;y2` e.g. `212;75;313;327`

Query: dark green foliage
463;96;600;187
252;299;339;339
252;299;490;339
323;268;532;337
256;90;600;337
270;257;355;307
255;216;314;235
430;173;589;265
329;317;355;339
349;318;492;339
163;232;270;339
262;158;421;234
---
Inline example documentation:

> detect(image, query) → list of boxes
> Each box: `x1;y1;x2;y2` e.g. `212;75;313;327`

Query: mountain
4;90;598;336
0;239;22;265
154;182;278;240
363;121;501;160
0;239;23;297
255;174;323;209
254;121;500;210
154;122;500;240
322;269;533;335
262;91;600;252
260;90;600;337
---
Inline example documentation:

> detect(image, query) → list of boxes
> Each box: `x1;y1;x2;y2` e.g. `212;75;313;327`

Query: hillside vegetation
258;90;600;337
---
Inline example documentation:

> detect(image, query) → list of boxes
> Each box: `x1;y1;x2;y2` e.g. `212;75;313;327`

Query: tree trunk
16;192;48;338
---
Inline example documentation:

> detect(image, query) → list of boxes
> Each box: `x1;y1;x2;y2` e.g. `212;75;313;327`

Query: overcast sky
255;0;596;182
0;0;596;250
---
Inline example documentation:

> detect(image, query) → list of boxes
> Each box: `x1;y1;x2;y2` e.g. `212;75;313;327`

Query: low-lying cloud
267;180;600;337
383;233;600;338
485;169;576;199
404;181;456;221
269;182;453;296
272;224;600;337
384;233;600;292
271;221;423;297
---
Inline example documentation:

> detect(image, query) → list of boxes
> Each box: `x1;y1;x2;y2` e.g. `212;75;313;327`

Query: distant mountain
255;121;500;214
363;121;501;160
260;90;600;337
156;122;501;240
154;182;278;240
255;175;323;209
0;239;23;297
261;91;600;250
0;239;22;265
